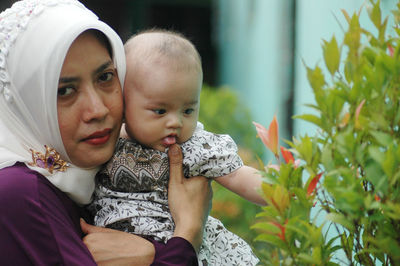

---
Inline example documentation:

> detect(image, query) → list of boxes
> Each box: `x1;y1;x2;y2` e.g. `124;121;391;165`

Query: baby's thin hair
125;28;202;74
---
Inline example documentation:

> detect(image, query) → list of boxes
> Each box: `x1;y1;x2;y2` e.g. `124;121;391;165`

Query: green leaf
370;130;393;147
390;170;400;186
255;205;280;219
292;187;310;209
285;223;312;240
325;233;342;249
341;233;354;260
382;145;396;178
364;157;387;194
251;222;280;234
323;36;341;76
297;253;318;264
344;60;354;83
394;102;400;125
312;246;322;263
344;13;361;51
325;213;355;231
306;65;326;105
261;172;278;185
368;146;385;165
341;9;351;23
383;201;400;220
321;144;335;172
368;0;381;29
253;234;286;249
335;127;355;158
379;17;388;44
293;135;313;166
293;114;322;128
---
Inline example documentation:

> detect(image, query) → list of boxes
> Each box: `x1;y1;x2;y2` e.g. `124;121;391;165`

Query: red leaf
307;172;323;197
280;146;294;164
388;43;394;57
374;194;381;202
253;115;279;157
270;220;287;241
355;99;365;129
339;112;350;128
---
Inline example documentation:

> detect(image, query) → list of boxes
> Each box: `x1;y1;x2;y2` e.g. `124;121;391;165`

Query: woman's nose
82;86;109;122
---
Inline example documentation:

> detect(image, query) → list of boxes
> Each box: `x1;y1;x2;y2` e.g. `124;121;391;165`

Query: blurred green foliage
198;84;264;251
199;85;265;160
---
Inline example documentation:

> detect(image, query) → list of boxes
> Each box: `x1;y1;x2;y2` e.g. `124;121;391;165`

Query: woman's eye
57;86;75;97
153;109;166;115
99;72;114;82
184;108;194;115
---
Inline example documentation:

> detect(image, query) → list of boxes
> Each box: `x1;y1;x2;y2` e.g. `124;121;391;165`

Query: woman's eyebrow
94;60;113;76
59;76;78;84
58;60;113;84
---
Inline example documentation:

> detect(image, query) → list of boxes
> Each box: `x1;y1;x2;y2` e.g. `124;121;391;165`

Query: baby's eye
184;108;194;115
57;86;75;97
99;72;114;82
153;109;166;115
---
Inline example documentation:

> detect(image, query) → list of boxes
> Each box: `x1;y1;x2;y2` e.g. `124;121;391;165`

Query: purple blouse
0;163;197;265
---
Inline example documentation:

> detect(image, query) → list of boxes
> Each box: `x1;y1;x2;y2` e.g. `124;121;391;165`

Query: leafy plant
252;1;400;265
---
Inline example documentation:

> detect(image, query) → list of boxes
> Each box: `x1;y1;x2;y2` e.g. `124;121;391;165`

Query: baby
90;29;263;265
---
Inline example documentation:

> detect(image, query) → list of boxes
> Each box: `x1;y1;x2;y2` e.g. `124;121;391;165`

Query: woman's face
57;32;123;168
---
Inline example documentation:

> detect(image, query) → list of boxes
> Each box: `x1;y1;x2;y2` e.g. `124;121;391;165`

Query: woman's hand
81;219;155;266
167;144;212;252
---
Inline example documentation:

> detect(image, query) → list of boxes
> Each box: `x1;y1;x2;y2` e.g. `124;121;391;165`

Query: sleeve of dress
181;122;244;178
150;237;198;266
0;163;97;265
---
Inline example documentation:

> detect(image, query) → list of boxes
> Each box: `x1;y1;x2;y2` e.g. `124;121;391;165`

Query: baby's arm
215;166;266;205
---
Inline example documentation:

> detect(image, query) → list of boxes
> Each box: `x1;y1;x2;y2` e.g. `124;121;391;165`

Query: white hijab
0;0;126;204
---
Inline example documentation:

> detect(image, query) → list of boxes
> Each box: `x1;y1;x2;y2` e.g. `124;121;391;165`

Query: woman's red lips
83;129;112;145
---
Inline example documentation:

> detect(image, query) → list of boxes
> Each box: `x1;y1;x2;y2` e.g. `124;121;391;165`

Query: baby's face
124;62;201;152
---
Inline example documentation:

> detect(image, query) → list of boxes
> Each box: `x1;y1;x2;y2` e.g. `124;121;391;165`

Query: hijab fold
0;0;126;204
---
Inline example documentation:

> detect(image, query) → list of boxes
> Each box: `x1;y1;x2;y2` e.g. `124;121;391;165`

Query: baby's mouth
162;135;177;146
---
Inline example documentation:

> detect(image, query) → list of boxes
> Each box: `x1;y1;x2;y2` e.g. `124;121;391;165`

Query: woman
0;0;211;265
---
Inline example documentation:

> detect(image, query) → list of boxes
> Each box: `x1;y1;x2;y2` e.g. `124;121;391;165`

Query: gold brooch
29;145;69;174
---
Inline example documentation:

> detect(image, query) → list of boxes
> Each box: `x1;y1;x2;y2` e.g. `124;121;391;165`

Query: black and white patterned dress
90;123;259;265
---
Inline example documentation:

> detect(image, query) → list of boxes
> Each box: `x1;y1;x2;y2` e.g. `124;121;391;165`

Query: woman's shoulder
0;162;71;211
0;162;96;265
0;162;43;200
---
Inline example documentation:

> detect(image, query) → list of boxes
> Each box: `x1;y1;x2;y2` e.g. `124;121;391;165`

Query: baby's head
123;29;203;152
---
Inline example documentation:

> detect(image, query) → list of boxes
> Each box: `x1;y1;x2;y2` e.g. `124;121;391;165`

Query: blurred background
1;0;398;260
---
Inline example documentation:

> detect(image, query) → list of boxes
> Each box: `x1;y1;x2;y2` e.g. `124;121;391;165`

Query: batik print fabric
90;123;259;265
